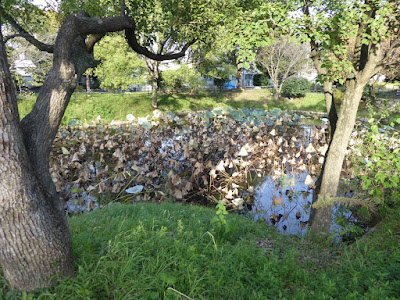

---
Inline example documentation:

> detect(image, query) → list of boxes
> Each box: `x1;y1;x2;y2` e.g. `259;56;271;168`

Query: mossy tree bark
309;79;365;234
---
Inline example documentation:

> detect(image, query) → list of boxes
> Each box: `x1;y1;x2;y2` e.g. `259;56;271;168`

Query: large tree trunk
309;78;365;235
0;12;136;291
20;35;88;212
0;28;74;292
0;10;192;291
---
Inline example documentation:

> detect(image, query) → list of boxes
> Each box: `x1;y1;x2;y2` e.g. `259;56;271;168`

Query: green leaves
94;35;147;91
354;117;400;206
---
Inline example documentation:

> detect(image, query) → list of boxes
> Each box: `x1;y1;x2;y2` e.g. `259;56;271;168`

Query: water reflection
252;172;358;238
253;172;313;235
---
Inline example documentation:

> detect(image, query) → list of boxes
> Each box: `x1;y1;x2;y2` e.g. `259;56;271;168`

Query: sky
31;0;58;9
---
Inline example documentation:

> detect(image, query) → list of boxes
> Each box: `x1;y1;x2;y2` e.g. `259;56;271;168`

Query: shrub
281;77;310;98
253;74;271;86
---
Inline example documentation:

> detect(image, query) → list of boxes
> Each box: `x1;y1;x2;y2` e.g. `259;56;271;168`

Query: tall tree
298;0;400;235
228;0;400;235
0;0;221;290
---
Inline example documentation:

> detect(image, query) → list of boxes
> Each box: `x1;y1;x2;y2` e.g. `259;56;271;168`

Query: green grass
2;203;398;299
17;89;326;124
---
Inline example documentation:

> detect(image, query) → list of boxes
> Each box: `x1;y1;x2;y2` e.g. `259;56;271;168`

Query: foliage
352;117;400;207
0;202;399;298
59;0;226;51
191;27;238;85
211;200;229;234
253;73;271;87
228;1;293;69
161;65;204;92
94;35;147;91
281;77;310;99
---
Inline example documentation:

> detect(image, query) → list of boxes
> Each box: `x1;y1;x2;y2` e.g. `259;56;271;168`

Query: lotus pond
52;107;398;238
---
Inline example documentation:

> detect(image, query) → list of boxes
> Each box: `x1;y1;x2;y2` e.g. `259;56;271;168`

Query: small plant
211;200;229;234
281;77;310;99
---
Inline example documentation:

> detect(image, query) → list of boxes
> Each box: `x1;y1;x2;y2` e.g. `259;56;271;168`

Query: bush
253;74;271;86
281;77;310;98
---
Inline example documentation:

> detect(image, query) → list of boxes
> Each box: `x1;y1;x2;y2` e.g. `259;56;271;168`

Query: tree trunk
20;36;84;212
273;86;280;101
236;67;242;90
0;10;192;291
86;73;91;96
323;81;338;133
152;77;158;108
309;78;364;235
0;29;74;292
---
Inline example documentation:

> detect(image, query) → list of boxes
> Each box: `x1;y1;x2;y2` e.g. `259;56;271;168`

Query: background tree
161;64;204;95
5;7;58;86
256;34;309;101
94;34;146;91
192;38;238;91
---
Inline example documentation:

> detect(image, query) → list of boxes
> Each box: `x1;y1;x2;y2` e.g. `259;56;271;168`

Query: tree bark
86;73;91;96
323;81;338;133
152;76;158;108
236;67;242;90
0;28;74;292
272;86;280;102
309;79;364;235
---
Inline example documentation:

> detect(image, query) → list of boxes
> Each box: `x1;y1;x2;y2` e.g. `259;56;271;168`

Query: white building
13;53;36;87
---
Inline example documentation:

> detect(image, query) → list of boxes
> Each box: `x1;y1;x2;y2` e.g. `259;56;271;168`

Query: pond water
250;120;359;237
253;172;313;235
251;171;358;238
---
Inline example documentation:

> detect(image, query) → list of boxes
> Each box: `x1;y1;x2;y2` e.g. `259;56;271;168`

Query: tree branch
125;28;195;61
121;0;126;16
4;33;22;43
0;10;54;53
85;34;105;53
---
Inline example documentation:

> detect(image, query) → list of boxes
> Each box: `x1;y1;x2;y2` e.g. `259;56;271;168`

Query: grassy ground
2;202;398;299
17;89;326;125
11;89;400;298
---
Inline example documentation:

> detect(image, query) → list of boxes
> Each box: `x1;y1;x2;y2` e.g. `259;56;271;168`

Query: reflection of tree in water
250;122;356;236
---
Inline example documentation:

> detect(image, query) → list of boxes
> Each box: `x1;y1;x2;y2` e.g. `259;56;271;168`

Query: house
204;68;259;90
13;53;36;87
